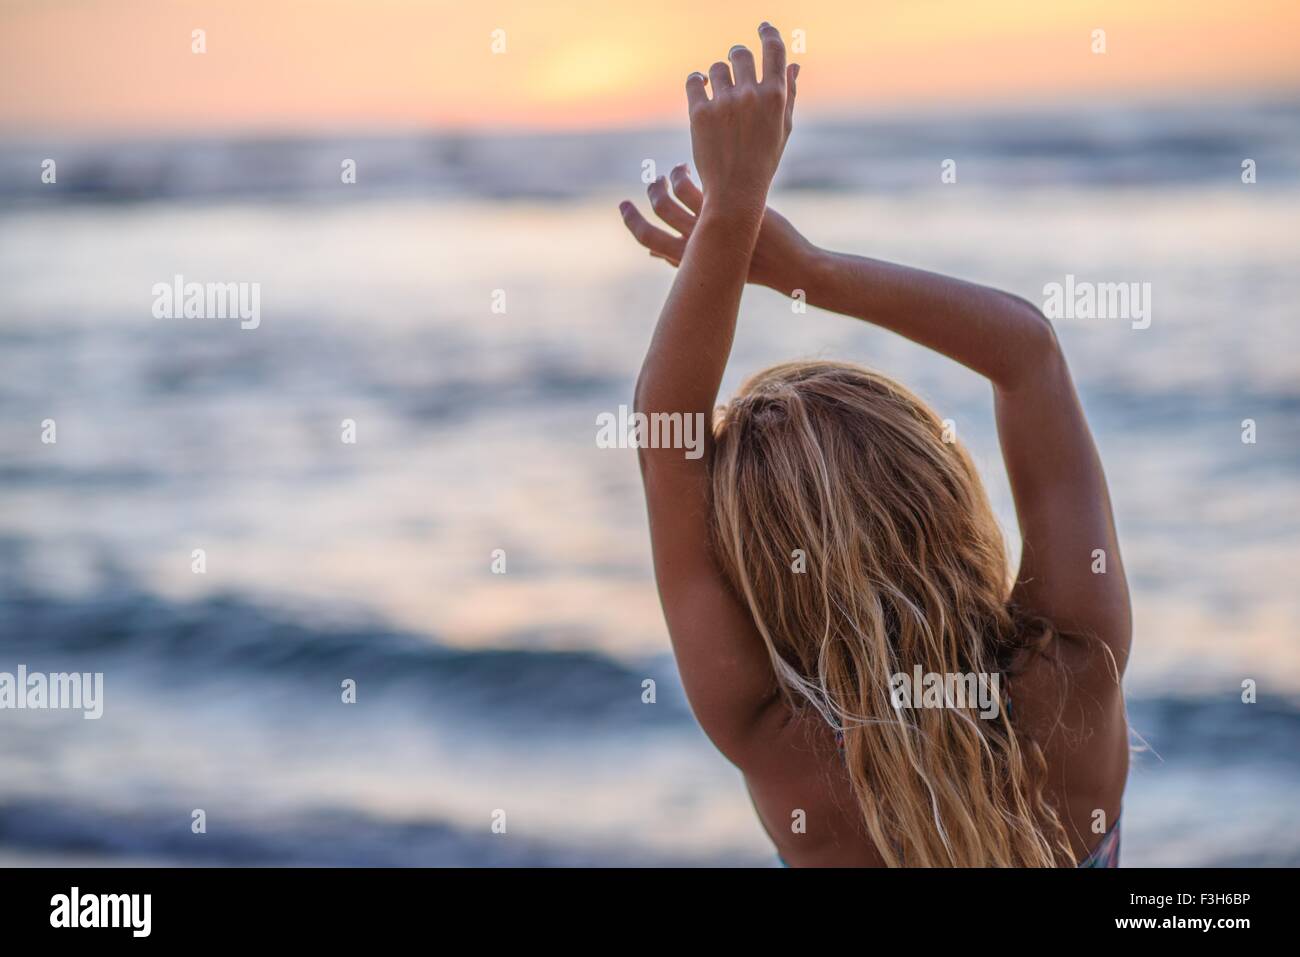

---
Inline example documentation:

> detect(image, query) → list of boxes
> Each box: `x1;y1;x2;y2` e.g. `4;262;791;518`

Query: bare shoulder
1010;630;1129;849
1011;629;1126;737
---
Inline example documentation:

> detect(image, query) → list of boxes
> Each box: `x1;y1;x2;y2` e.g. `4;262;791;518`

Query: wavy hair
710;359;1074;866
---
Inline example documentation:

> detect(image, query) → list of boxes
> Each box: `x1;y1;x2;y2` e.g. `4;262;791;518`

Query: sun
528;39;657;104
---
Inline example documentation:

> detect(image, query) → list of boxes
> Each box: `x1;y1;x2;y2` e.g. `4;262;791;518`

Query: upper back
744;629;1128;867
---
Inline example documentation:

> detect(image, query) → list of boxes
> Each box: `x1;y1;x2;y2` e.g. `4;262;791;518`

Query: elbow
1029;305;1067;379
630;374;658;473
632;366;674;419
1001;296;1065;390
632;369;649;418
1015;295;1062;358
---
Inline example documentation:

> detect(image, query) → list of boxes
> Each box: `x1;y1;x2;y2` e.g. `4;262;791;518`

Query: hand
686;22;798;216
619;164;816;294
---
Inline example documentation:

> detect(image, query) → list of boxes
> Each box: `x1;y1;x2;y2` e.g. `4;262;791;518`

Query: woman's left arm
627;24;797;764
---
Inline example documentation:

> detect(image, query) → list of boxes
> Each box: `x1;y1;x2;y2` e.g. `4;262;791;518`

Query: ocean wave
1127;697;1300;772
3;98;1297;206
0;797;750;867
5;588;1300;759
0;589;692;732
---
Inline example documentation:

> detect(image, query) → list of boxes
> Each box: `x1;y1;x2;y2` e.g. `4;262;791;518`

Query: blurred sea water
1;97;1298;865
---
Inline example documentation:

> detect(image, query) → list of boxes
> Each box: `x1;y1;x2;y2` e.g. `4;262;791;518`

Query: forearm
635;207;764;419
798;248;1058;391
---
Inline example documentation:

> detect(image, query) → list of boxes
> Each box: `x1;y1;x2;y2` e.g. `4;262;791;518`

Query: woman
618;24;1130;867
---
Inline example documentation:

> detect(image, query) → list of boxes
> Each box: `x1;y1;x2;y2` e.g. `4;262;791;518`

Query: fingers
646;176;695;234
708;60;734;94
696;26;785;99
728;44;757;86
685;71;708;110
619;201;685;261
668;164;703;214
759;22;786;86
620;172;700;266
785;62;799;130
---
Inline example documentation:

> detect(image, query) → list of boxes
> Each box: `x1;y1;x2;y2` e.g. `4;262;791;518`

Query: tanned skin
621;24;1130;866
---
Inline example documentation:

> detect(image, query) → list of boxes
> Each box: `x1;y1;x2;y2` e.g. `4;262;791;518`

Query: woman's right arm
622;180;1132;674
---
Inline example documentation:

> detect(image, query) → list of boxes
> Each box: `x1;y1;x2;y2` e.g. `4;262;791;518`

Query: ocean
1;96;1298;865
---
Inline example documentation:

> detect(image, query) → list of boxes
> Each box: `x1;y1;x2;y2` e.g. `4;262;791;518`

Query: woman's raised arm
803;252;1132;674
626;24;799;762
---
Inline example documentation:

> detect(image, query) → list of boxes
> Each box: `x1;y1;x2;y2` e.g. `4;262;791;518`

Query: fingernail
618;201;631;213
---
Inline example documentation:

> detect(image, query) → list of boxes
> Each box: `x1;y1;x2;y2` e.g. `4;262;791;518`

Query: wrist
770;238;827;300
698;190;767;230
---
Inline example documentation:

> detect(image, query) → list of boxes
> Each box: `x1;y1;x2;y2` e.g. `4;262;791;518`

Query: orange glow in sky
2;0;1298;134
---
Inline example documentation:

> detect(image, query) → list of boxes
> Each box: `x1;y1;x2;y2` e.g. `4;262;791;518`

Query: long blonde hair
710;359;1073;866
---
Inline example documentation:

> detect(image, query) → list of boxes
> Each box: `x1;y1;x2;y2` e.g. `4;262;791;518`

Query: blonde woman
619;24;1129;867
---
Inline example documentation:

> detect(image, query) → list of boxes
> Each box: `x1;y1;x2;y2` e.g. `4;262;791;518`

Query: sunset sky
2;0;1298;134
